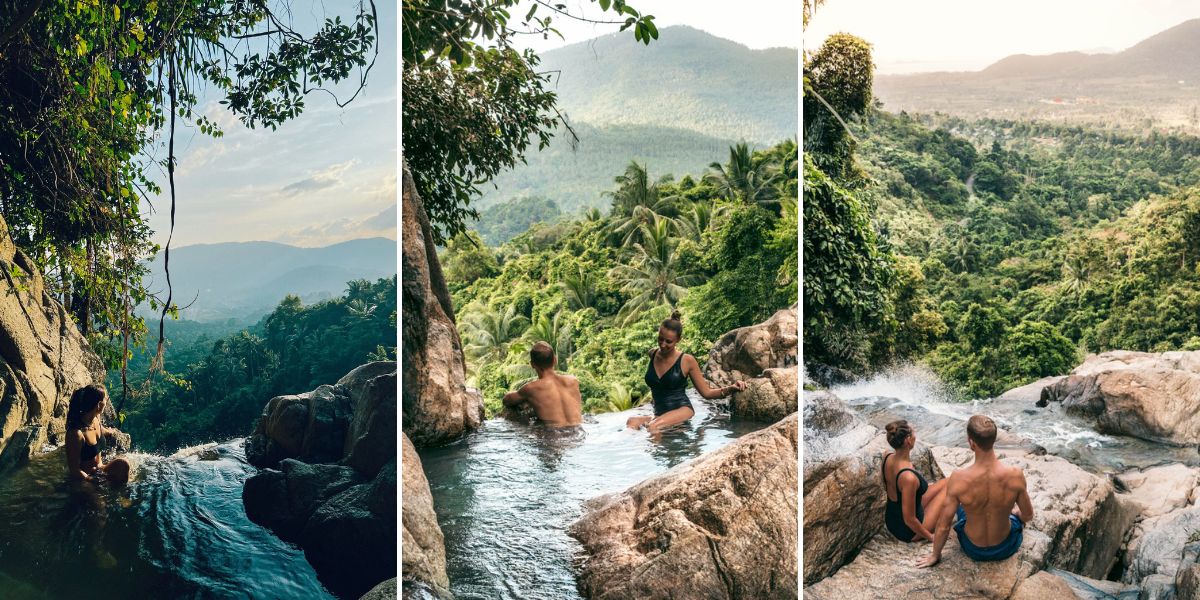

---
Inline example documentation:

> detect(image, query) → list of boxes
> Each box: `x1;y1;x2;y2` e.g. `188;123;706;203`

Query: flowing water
419;391;764;600
0;440;334;599
828;364;1200;474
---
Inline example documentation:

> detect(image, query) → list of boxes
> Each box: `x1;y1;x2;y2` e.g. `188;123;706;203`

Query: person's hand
725;381;746;395
915;552;940;568
1011;506;1023;520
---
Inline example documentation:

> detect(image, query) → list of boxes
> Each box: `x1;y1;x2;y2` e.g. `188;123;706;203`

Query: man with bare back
502;341;583;428
918;415;1034;566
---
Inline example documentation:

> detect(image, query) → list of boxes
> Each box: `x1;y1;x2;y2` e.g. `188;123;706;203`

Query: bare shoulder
560;373;580;386
682;353;699;369
1007;463;1029;487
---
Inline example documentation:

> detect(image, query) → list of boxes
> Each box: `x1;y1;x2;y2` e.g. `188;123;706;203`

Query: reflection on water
419;390;763;600
830;365;1200;474
0;440;333;599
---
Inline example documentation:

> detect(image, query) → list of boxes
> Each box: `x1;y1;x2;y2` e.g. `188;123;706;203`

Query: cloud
272;202;397;247
280;159;359;196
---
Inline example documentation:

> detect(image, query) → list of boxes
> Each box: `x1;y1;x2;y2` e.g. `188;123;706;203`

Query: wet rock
729;366;798;422
805;530;1051;599
402;434;451;599
243;460;364;541
303;459;398;599
245;386;352;468
803;391;942;585
0;212;107;474
933;447;1136;580
570;413;798;599
704;306;797;387
341;362;398;477
359;578;396;600
1042;350;1200;445
1124;505;1200;585
401;164;483;447
1178;564;1200;600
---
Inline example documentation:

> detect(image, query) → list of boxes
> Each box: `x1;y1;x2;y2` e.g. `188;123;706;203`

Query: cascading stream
0;440;334;599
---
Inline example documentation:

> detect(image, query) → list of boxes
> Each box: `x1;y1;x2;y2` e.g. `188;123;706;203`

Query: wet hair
66;384;106;429
967;415;998;451
530;341;555;369
660;310;683;340
884;420;913;449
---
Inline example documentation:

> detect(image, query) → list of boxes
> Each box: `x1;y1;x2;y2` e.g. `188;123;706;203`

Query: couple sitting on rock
882;415;1033;567
501;312;743;431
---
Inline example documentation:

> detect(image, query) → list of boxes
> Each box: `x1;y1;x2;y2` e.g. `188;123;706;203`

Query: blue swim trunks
954;506;1023;561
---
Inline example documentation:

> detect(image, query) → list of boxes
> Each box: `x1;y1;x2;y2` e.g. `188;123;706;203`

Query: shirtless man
501;341;583;428
918;415;1034;566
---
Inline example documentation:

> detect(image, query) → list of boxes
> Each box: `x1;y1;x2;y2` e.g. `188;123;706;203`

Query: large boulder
1041;350;1200;445
730;366;797;422
0;215;106;474
401;164;483;447
1124;505;1200;585
243;362;399;598
933;447;1136;580
402;433;451;599
802;391;942;584
805;530;1052;599
704;306;797;387
569;413;798;600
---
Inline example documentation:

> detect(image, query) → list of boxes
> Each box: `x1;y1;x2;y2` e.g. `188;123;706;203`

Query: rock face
243;361;397;599
1041;350;1200;445
570;412;798;600
802;391;943;584
705;306;798;421
401;164;483;447
401;433;451;600
0;215;106;474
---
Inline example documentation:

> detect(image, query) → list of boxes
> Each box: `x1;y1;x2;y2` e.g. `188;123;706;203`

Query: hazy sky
143;2;397;248
511;0;799;53
805;0;1200;74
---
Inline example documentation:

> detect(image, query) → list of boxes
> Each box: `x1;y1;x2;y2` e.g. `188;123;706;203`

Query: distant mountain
476;27;797;215
141;237;396;322
538;25;797;143
873;19;1200;130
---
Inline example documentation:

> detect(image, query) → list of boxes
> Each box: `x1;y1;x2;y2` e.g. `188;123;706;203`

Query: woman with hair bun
626;310;746;433
65;384;130;485
881;420;947;542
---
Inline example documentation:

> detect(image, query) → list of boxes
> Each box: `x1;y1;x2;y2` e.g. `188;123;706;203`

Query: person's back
919;415;1033;567
518;372;582;427
502;341;583;428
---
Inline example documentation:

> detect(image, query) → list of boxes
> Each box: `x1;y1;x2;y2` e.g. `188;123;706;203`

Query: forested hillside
447;142;797;416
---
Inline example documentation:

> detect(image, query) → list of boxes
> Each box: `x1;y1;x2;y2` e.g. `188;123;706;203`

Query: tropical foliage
445;142;798;416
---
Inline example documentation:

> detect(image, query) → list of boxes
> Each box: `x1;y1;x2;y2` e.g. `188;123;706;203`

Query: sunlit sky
805;0;1200;74
143;2;397;248
510;0;799;53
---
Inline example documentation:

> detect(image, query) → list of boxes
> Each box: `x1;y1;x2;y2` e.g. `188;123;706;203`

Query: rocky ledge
569;412;798;600
704;306;798;421
242;361;396;599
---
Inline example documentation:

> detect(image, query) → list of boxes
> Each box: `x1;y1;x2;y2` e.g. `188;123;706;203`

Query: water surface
420;391;763;600
0;440;333;599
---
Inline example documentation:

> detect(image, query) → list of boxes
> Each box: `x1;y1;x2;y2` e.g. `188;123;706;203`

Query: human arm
502;385;527;408
1013;470;1034;524
64;431;91;481
900;472;935;542
917;475;959;568
683;355;746;400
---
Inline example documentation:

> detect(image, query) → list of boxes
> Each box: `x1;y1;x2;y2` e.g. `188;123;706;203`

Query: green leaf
598;0;611;11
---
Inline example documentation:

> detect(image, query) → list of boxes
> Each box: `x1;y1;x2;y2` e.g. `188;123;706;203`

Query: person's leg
101;458;130;485
923;478;948;502
647;406;695;433
920;484;947;533
626;416;653;429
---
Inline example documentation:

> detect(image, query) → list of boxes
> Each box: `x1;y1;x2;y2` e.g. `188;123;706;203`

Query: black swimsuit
644;350;693;416
79;427;100;463
883;453;928;542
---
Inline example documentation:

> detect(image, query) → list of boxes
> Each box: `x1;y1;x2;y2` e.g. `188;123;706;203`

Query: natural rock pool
419;390;764;600
0;440;334;599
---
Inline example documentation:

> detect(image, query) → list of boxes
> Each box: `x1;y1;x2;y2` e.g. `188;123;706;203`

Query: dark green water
0;440;334;599
419;392;763;600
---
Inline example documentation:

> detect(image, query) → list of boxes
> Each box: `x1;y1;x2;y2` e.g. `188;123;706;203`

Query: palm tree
674;202;729;241
460;304;529;365
1061;254;1091;302
703;143;782;208
560;266;598;310
610;219;702;324
605;382;641;412
603;162;675;246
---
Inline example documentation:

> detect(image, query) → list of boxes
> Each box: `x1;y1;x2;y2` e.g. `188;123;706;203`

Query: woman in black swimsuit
882;420;947;542
626;310;746;433
65;384;130;485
